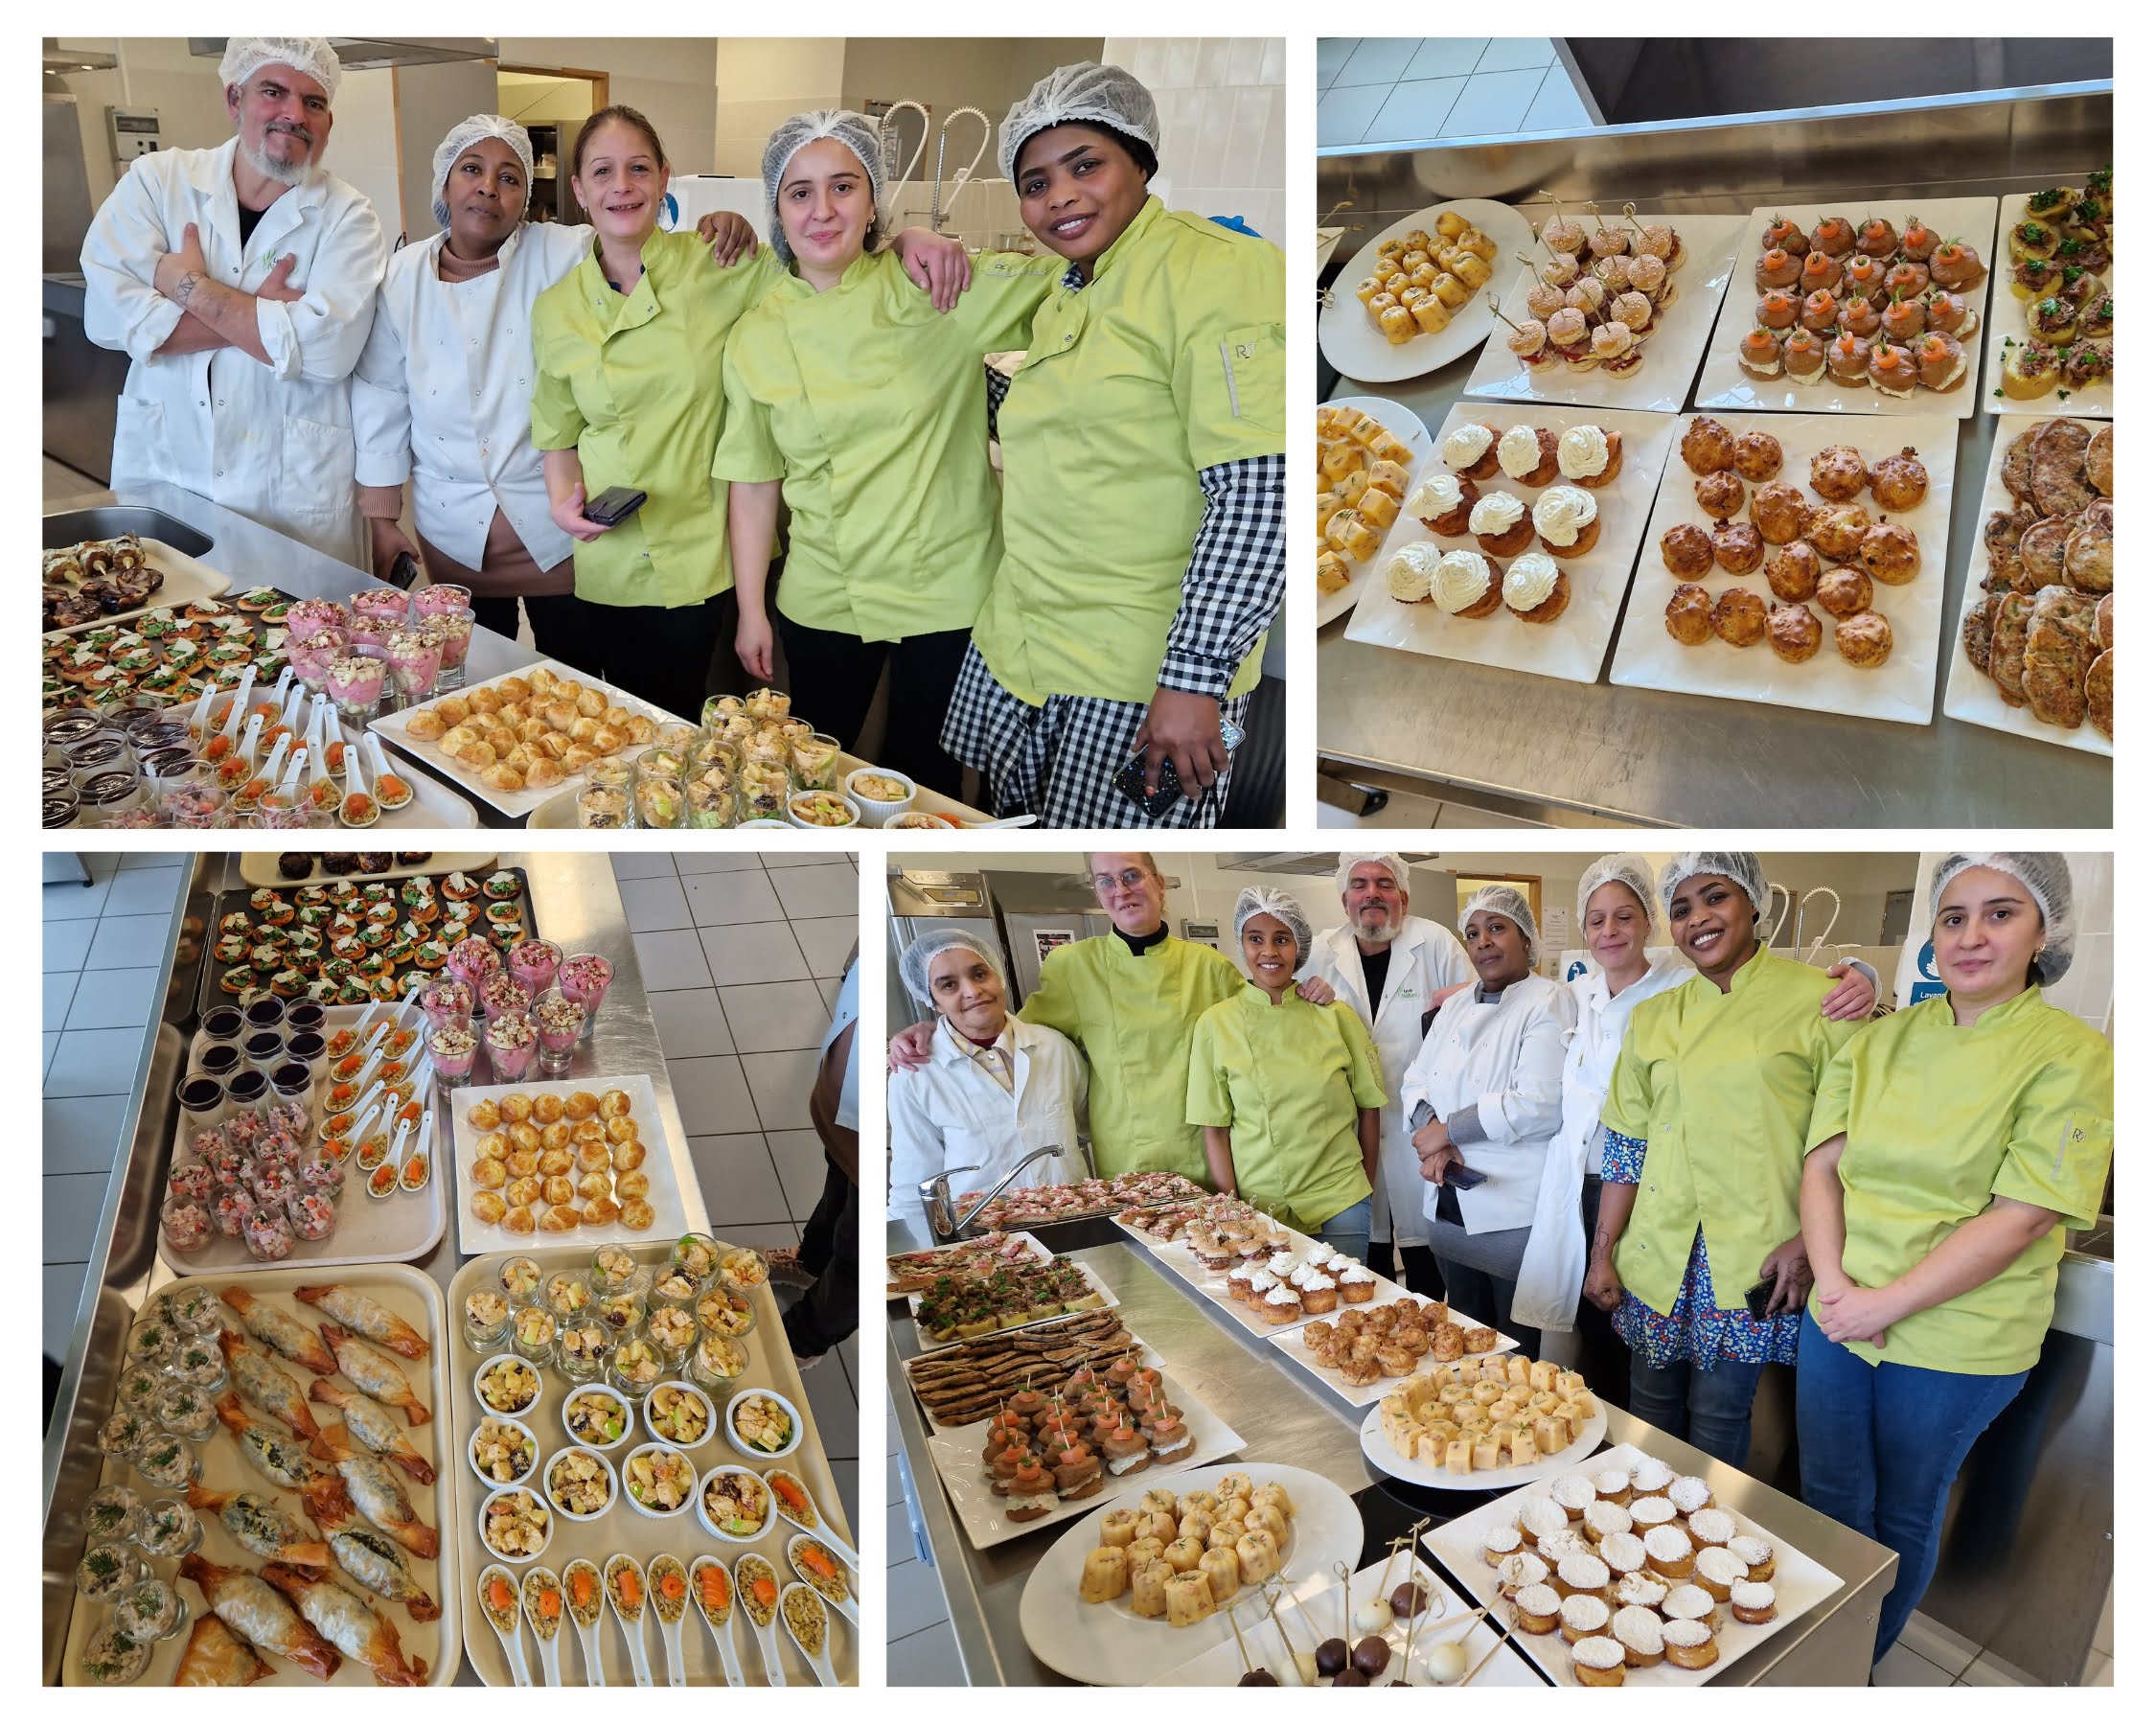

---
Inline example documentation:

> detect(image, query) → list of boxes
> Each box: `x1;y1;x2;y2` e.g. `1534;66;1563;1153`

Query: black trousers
569;592;731;722
782;1159;859;1360
469;591;593;667
1573;1174;1633;1409
773;617;972;797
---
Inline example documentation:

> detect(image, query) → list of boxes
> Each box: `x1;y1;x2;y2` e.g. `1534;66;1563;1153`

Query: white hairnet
432;115;535;231
899;929;1007;1006
1577;853;1658;930
998;61;1161;184
762;110;884;266
1459;885;1540;962
1929;853;2077;984
1234;886;1313;971
1335;852;1411;899
218;37;342;100
1660;852;1768;921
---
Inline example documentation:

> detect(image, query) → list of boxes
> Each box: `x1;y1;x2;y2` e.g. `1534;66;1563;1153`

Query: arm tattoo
173;269;205;310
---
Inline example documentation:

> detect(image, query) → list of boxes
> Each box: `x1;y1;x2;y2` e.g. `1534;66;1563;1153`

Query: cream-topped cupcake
1502;551;1562;615
1442;422;1497;472
1497;423;1547;479
1557;424;1612;481
1468;492;1526;536
1408;471;1467;523
1434;550;1497;615
1532;484;1599;548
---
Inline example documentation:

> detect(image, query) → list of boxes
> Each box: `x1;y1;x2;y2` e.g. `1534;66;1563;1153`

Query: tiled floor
1318;38;1593;147
43;854;188;1365
611;850;862;1537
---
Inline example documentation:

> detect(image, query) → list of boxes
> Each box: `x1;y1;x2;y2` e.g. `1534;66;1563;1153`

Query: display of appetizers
456;1078;673;1247
963;1171;1206;1232
1318;401;1420;609
885;1231;1052;1296
66;1268;449;1688
1376;1354;1603;1474
1985;171;2114;411
1348;207;1504;348
1947;416;2112;749
1071;1474;1301;1625
909;1255;1113;1345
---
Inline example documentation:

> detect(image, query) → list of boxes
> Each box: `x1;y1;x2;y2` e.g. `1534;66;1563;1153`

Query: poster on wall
1034;928;1076;964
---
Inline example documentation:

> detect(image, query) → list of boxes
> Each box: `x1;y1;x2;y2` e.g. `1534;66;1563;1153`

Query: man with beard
1302;853;1474;1298
82;36;387;564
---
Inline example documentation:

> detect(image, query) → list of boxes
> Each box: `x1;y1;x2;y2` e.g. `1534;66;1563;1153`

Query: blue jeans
1796;1309;2029;1663
1627;1352;1766;1469
1314;1197;1372;1268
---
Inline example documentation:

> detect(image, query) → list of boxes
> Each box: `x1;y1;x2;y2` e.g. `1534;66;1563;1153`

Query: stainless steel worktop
40;852;705;1685
1315;87;2111;828
887;1220;1897;1685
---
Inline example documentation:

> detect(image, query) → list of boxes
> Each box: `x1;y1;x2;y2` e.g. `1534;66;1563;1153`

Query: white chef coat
352;222;592;571
887;1017;1088;1217
1398;972;1574;1236
1303;916;1475;1247
820;963;860;1134
81;139;387;566
1513;948;1693;1327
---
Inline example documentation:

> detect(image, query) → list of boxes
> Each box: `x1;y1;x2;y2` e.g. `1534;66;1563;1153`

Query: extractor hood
190;37;497;72
44;42;118;75
1220;852;1439;876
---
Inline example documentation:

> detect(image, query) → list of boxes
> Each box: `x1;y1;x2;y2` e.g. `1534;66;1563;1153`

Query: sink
43;507;213;557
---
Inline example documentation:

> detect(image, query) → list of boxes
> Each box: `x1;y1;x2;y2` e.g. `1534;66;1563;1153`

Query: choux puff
1079;1545;1128;1603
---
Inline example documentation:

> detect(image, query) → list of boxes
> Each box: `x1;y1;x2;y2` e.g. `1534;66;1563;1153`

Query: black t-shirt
1359;943;1391;1014
237;202;266;247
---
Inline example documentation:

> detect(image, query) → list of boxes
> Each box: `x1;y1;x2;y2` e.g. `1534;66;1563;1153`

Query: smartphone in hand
1110;720;1246;816
1744;1276;1778;1321
584;486;647;527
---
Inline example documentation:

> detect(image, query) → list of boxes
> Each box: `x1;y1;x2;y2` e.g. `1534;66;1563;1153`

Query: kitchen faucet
916;1140;1092;1240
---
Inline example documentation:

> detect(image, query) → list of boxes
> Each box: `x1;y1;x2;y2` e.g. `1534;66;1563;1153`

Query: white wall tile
1162;38;1200;88
1228;38;1266;85
1196;37;1230;88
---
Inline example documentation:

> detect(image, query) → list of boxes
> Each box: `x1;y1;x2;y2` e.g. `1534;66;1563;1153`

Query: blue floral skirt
1601;1130;1800;1372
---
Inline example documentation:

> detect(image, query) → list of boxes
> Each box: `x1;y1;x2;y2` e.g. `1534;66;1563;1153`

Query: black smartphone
1110;720;1247;816
385;550;421;591
1448;1165;1488;1190
584;486;648;527
1744;1276;1778;1321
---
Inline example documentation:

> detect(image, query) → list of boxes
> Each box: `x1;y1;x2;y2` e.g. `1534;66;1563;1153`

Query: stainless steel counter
886;1219;1897;1685
40;852;705;1685
1315;88;2112;828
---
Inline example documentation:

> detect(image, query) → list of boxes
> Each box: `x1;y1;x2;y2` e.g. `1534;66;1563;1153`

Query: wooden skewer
1226;1599;1258;1677
1487;295;1526;334
1459;1634;1509;1686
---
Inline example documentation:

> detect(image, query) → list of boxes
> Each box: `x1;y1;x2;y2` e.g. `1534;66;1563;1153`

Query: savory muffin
1816;566;1875;618
1749;482;1810;545
1834;610;1894;667
1711;587;1768;647
1710;518;1765;574
1808;445;1869;502
1767;604;1823;663
1694;472;1747;518
1664;585;1715;645
1858;521;1921;585
1681;417;1737;475
1731;430;1784;482
1661;523;1714;579
1765;541;1824;603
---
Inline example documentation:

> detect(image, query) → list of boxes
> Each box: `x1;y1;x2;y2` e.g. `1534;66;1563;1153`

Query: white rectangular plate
160;1001;444;1275
448;1071;690;1254
43;536;233;637
907;1256;1122;1353
1266;1295;1521;1408
1148;1554;1540;1687
920;1337;1245;1551
1980;190;2112;418
884;1230;1053;1298
1693;198;1999;417
1464;214;1745;413
1608;410;1958;724
1141;1212;1435;1339
1426;1440;1844;1687
1342;402;1682;684
1361;1392;1608;1491
447;1245;855;1685
1939;415;2111;754
1318;395;1434;628
62;1262;459;1686
369;657;690;819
